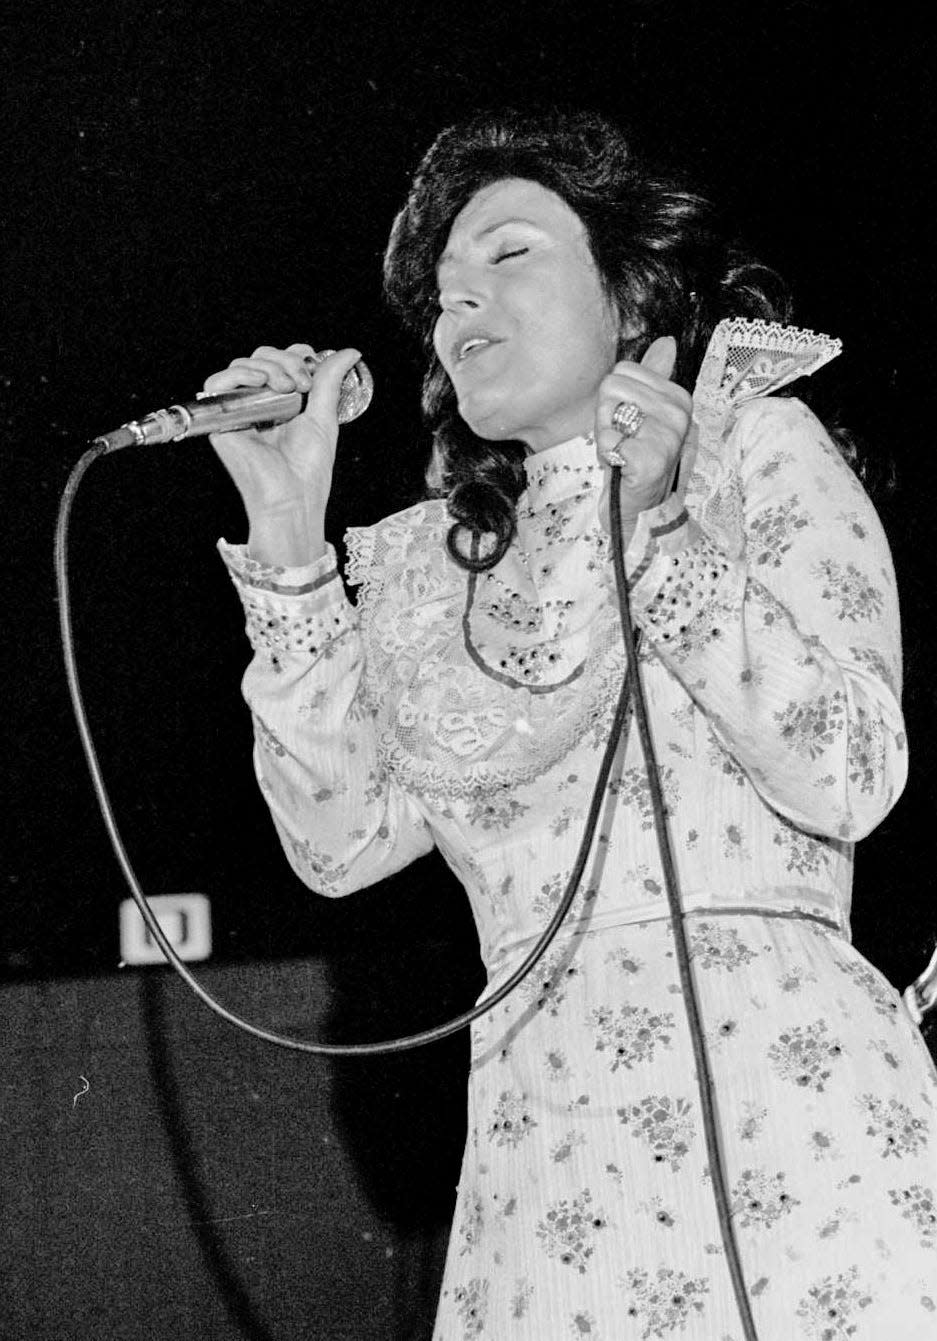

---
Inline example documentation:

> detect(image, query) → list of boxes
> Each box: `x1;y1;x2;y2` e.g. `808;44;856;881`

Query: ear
615;315;645;359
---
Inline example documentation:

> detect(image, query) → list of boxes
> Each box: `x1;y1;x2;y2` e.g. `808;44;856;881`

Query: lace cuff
693;318;842;418
218;539;355;661
625;494;692;590
217;540;339;594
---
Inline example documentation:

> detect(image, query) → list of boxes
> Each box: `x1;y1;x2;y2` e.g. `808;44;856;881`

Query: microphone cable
57;440;758;1337
607;479;759;1341
54;439;635;1056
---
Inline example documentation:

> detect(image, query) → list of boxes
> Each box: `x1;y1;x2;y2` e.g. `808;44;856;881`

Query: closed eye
493;247;529;264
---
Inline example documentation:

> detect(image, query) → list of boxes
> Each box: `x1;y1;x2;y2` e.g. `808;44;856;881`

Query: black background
3;2;935;1022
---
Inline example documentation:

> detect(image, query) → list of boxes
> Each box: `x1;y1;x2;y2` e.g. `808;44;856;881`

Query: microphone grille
305;350;374;424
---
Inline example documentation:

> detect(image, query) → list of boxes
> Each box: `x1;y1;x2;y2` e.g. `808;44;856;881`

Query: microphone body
93;358;373;452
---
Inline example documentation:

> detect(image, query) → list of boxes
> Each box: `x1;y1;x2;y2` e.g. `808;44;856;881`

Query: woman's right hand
204;342;361;566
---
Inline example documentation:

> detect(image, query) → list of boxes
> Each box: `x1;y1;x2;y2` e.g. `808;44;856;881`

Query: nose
437;262;487;314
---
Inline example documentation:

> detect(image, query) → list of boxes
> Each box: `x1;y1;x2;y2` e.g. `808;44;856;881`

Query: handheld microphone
92;353;373;452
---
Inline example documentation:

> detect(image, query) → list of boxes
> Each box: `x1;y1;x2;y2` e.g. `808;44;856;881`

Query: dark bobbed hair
383;107;794;571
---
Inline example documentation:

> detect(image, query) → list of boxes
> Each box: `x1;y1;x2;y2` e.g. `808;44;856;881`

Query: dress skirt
432;912;937;1339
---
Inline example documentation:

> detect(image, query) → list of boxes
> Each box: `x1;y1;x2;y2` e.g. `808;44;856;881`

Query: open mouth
452;333;503;364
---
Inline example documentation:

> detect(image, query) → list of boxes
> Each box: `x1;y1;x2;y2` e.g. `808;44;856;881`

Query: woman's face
433;178;621;453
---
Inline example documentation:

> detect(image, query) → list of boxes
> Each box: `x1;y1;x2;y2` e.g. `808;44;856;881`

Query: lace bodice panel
345;443;629;804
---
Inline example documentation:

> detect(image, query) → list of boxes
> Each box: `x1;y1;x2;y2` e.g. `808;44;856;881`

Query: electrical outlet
119;892;212;966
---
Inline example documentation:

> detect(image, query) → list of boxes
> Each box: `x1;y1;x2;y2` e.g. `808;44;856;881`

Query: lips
450;329;504;366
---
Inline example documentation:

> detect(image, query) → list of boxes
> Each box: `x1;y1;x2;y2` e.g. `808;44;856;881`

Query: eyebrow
437;216;544;269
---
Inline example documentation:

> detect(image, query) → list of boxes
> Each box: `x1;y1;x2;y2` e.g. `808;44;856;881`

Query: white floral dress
219;322;936;1338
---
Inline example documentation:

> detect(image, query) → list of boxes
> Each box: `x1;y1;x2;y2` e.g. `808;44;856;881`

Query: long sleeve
624;396;906;840
218;541;435;895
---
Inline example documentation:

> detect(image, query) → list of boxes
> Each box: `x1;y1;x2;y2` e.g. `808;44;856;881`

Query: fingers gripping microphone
92;352;374;452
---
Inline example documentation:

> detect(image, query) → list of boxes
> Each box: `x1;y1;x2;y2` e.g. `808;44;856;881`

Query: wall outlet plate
119;892;212;966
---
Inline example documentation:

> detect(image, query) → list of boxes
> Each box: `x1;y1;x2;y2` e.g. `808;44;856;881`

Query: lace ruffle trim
345;500;454;616
693;318;842;420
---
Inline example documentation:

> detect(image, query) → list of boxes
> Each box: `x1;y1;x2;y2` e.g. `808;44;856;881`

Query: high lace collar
521;434;602;510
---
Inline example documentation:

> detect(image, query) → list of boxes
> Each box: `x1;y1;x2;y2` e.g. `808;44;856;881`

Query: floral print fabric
443;915;935;1338
218;325;935;1335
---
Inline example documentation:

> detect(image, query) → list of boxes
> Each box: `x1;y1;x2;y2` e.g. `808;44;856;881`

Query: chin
457;395;523;444
472;421;526;444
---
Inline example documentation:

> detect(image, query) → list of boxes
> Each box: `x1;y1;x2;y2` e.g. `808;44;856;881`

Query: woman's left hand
595;335;693;544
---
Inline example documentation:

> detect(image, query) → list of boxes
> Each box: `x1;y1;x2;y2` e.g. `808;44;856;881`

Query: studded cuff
218;540;356;661
623;500;732;648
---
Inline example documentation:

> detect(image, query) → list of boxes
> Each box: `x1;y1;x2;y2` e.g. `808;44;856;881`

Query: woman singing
205;109;936;1338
